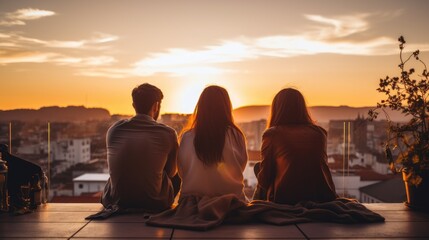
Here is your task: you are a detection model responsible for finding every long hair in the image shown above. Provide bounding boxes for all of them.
[268,88,314,127]
[187,85,242,166]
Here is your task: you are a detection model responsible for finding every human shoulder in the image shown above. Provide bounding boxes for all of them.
[311,124,327,136]
[108,119,130,132]
[227,126,244,137]
[301,124,328,139]
[180,129,194,141]
[106,119,130,140]
[226,126,246,145]
[156,122,177,134]
[153,122,178,143]
[262,127,277,138]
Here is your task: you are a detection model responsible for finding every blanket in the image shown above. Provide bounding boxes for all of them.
[146,194,385,231]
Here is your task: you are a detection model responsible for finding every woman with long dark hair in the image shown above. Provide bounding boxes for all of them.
[256,88,337,204]
[178,86,248,201]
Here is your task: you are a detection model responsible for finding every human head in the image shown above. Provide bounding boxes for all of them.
[192,85,234,128]
[268,88,314,127]
[190,85,241,165]
[132,83,163,120]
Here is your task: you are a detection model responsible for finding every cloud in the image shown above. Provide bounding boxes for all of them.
[76,68,134,79]
[304,14,370,39]
[0,8,120,76]
[91,32,119,43]
[0,49,117,68]
[0,51,58,64]
[49,40,86,48]
[0,8,55,26]
[7,8,56,20]
[2,11,427,79]
[0,42,20,48]
[0,32,119,49]
[129,36,398,77]
[254,36,398,56]
[0,20,25,26]
[55,56,117,66]
[0,33,12,38]
[128,12,429,78]
[137,41,256,67]
[132,41,255,76]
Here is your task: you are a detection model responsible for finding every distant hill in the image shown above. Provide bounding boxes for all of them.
[0,106,110,122]
[1,105,409,123]
[233,105,410,123]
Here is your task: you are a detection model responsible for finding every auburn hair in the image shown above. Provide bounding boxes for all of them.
[268,88,314,127]
[186,85,243,166]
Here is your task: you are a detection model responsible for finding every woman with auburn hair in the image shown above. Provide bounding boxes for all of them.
[256,88,337,204]
[178,85,248,201]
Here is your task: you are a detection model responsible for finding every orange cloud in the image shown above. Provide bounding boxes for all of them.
[0,8,55,26]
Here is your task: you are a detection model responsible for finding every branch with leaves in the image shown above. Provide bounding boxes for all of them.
[369,36,429,185]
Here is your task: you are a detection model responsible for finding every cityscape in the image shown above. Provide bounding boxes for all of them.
[0,106,405,203]
[1,1,428,238]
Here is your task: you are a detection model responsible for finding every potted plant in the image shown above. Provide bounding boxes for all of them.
[368,36,429,210]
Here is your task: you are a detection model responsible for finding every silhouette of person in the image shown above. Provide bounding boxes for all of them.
[178,86,248,201]
[254,88,337,204]
[101,83,180,212]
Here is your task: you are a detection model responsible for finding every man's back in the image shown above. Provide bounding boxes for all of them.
[102,114,178,211]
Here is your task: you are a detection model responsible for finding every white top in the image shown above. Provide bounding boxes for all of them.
[178,128,248,201]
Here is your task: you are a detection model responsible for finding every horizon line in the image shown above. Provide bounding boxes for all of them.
[0,104,378,115]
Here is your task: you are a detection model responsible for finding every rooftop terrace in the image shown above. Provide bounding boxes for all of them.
[1,203,429,239]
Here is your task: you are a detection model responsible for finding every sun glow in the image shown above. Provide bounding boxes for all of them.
[169,75,245,114]
[172,79,210,114]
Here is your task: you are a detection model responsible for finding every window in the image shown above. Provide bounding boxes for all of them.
[78,184,84,189]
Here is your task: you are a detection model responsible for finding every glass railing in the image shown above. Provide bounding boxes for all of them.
[0,115,404,204]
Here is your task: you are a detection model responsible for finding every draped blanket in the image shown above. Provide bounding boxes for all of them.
[146,194,385,231]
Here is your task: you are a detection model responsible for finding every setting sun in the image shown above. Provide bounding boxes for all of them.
[173,81,209,114]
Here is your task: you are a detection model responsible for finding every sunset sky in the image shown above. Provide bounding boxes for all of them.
[1,0,429,114]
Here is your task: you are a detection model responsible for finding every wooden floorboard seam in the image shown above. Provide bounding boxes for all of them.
[170,228,175,240]
[295,224,310,240]
[68,220,91,240]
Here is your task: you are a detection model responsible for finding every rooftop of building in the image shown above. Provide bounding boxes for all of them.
[1,203,429,239]
[73,173,110,182]
[360,177,407,203]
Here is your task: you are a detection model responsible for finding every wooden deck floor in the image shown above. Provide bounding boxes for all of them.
[1,203,429,239]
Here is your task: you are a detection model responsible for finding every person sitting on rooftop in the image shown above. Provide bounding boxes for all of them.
[101,83,180,212]
[178,86,248,201]
[255,88,337,204]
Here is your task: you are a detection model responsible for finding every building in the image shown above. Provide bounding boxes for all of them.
[160,113,190,133]
[17,143,43,155]
[359,177,406,203]
[328,153,395,202]
[243,150,262,187]
[52,138,91,168]
[73,173,109,196]
[332,169,392,201]
[327,117,388,155]
[238,119,267,150]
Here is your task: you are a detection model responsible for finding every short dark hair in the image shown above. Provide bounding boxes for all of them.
[132,83,163,114]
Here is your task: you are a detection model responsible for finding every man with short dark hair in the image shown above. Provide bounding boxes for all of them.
[101,83,180,212]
